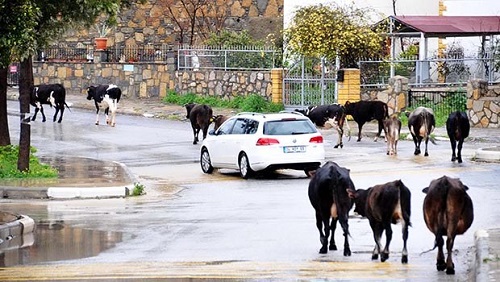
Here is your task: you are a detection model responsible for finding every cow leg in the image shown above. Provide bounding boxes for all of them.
[412,135,421,155]
[381,223,393,262]
[32,106,40,121]
[339,216,351,256]
[356,122,364,142]
[94,103,100,125]
[424,137,430,157]
[39,105,47,122]
[456,139,464,163]
[435,235,446,271]
[450,139,457,162]
[202,126,208,140]
[374,120,384,142]
[370,222,383,260]
[394,139,398,155]
[333,126,343,148]
[316,211,330,254]
[401,221,409,264]
[445,235,456,275]
[54,105,64,123]
[192,128,200,145]
[105,108,110,125]
[329,218,338,251]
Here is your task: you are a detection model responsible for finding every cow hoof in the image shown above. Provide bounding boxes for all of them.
[414,150,420,155]
[111,124,115,127]
[386,152,390,155]
[402,255,408,264]
[334,144,339,148]
[319,247,327,254]
[193,141,198,145]
[356,139,361,142]
[381,253,389,262]
[424,152,429,157]
[451,156,456,162]
[446,267,455,275]
[458,158,463,163]
[344,249,351,256]
[329,244,337,251]
[372,254,379,260]
[436,260,446,271]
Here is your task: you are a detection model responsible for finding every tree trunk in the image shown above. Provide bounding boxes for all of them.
[17,58,33,172]
[0,67,10,146]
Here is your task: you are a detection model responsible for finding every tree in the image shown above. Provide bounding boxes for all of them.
[284,3,384,68]
[2,0,143,171]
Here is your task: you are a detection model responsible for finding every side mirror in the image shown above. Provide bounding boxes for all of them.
[208,129,216,136]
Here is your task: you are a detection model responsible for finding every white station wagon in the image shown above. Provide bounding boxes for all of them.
[200,112,325,178]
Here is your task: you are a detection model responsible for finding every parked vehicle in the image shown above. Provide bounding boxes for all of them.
[200,112,325,179]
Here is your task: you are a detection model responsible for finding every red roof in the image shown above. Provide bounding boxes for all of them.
[392,16,500,37]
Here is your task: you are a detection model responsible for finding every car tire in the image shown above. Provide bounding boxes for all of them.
[200,147,214,174]
[239,152,254,179]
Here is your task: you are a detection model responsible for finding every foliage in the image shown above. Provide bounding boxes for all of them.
[0,145,58,178]
[436,43,470,83]
[130,182,145,196]
[285,3,384,67]
[162,91,284,113]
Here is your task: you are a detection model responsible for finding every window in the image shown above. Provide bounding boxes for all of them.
[230,118,259,135]
[264,119,317,135]
[217,119,236,135]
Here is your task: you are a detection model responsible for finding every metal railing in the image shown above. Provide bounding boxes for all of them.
[408,89,467,116]
[359,56,500,87]
[177,45,282,71]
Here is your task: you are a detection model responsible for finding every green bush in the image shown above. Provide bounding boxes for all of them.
[0,145,58,178]
[162,91,283,113]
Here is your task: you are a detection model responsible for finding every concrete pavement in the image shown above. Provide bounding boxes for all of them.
[3,86,500,280]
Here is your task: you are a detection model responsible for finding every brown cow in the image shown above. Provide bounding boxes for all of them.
[422,176,474,275]
[348,180,411,263]
[212,114,229,131]
[383,115,402,155]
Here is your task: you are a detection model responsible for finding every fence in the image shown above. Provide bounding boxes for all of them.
[177,45,282,71]
[407,89,467,117]
[7,63,19,86]
[359,56,500,87]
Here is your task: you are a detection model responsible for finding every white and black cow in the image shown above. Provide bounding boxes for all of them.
[422,176,473,275]
[408,107,436,156]
[348,180,411,263]
[295,104,351,148]
[446,111,470,163]
[86,84,122,127]
[308,161,355,256]
[30,83,70,123]
[344,100,389,142]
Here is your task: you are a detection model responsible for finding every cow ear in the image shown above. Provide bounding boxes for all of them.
[422,187,429,194]
[463,185,469,191]
[347,189,356,199]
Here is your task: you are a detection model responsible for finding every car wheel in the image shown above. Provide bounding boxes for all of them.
[200,147,214,174]
[239,152,254,179]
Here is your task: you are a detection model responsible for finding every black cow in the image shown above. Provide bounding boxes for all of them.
[408,107,436,156]
[86,84,122,127]
[383,115,402,155]
[344,100,389,142]
[348,180,411,263]
[30,84,70,123]
[185,103,213,145]
[422,176,474,275]
[308,161,355,255]
[446,111,470,163]
[295,104,350,148]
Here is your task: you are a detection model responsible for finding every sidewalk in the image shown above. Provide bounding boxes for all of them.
[3,87,500,280]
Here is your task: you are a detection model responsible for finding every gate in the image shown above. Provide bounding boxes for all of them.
[408,89,467,116]
[283,57,337,109]
[7,63,19,86]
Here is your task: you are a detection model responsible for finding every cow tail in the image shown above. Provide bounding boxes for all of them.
[64,102,72,112]
[344,115,351,141]
[383,103,389,119]
[399,182,412,227]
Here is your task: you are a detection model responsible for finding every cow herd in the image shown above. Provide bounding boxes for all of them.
[309,161,473,275]
[29,83,122,127]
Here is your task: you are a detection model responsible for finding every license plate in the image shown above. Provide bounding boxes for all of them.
[283,146,306,153]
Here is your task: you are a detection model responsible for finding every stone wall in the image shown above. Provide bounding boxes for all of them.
[361,76,407,115]
[467,80,500,128]
[176,70,272,100]
[60,0,283,47]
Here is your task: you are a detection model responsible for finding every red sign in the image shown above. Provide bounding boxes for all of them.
[9,65,17,73]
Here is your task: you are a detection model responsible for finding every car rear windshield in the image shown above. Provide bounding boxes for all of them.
[263,119,317,135]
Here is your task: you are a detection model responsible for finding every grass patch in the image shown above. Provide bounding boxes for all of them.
[0,145,58,178]
[129,182,146,196]
[162,90,284,113]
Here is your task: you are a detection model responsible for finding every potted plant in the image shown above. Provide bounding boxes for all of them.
[94,21,111,50]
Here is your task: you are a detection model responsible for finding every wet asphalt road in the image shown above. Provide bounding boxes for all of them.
[2,102,500,281]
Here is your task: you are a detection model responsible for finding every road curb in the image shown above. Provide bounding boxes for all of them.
[0,212,36,251]
[474,146,500,163]
[475,229,491,282]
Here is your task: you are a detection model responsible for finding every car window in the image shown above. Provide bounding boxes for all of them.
[217,119,236,135]
[263,119,317,135]
[230,118,259,135]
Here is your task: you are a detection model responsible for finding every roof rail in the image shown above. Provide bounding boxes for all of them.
[236,112,264,116]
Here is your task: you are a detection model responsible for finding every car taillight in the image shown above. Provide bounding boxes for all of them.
[309,136,323,143]
[256,138,280,146]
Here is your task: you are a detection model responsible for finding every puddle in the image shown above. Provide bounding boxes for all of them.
[0,221,127,267]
